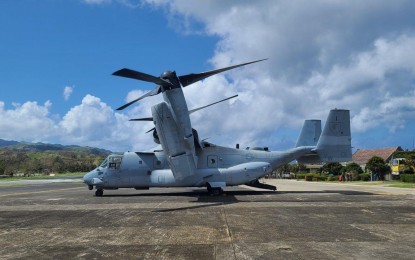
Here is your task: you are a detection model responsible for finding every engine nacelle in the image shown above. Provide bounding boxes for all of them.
[152,102,196,180]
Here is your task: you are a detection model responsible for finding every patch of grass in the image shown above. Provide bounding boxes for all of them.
[353,181,414,188]
[54,172,86,177]
[400,174,415,183]
[386,182,415,189]
[354,181,385,185]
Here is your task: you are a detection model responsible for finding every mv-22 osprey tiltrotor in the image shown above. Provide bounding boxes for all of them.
[83,59,352,196]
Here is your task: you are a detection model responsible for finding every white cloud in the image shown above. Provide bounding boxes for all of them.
[59,94,155,151]
[3,1,415,151]
[118,0,143,8]
[82,0,144,8]
[63,86,74,101]
[82,0,111,5]
[309,35,415,133]
[60,95,114,140]
[0,95,156,152]
[0,100,57,142]
[141,0,415,149]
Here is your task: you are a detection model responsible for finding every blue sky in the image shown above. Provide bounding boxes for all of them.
[1,0,415,152]
[0,0,216,114]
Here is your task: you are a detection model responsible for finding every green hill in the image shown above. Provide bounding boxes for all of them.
[0,139,19,147]
[0,139,111,155]
[0,139,112,176]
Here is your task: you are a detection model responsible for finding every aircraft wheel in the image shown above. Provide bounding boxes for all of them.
[206,184,212,193]
[95,189,103,197]
[88,185,93,190]
[212,188,223,196]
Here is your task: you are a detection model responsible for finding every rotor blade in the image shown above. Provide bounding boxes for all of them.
[129,117,153,121]
[116,86,161,111]
[188,94,238,114]
[112,68,171,86]
[145,127,156,133]
[178,59,267,87]
[131,94,238,120]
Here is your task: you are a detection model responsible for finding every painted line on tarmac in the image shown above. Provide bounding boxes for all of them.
[0,187,84,197]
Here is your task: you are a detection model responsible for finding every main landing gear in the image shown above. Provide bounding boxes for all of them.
[206,184,224,196]
[95,189,104,197]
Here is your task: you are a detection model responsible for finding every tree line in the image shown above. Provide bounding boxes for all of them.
[274,154,414,182]
[0,150,106,176]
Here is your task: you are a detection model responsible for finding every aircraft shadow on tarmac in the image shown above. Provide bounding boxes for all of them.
[276,190,374,195]
[101,189,373,198]
[101,189,374,212]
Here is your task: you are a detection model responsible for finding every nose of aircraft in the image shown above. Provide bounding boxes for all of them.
[83,171,94,185]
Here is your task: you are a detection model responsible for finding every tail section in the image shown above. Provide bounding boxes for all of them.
[296,109,352,164]
[295,120,321,147]
[316,109,352,162]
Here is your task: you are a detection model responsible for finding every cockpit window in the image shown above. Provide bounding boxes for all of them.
[108,155,123,170]
[100,158,108,168]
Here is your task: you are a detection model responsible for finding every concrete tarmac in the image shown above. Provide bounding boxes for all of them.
[0,179,414,259]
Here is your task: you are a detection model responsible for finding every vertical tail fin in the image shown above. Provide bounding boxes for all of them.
[316,109,352,162]
[295,120,321,147]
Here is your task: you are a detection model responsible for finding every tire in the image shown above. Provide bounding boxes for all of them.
[95,189,103,197]
[212,188,223,196]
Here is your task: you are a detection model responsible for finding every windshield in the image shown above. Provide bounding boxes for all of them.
[100,158,109,168]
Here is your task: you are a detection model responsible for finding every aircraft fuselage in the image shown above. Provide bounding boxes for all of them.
[83,143,314,190]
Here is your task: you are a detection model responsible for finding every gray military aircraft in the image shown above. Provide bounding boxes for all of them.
[83,60,352,196]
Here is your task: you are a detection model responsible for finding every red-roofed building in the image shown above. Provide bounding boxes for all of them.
[352,147,402,170]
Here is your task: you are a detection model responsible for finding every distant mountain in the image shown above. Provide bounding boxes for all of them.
[0,139,112,155]
[0,139,20,147]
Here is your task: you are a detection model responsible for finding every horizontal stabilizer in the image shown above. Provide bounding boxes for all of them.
[296,153,321,164]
